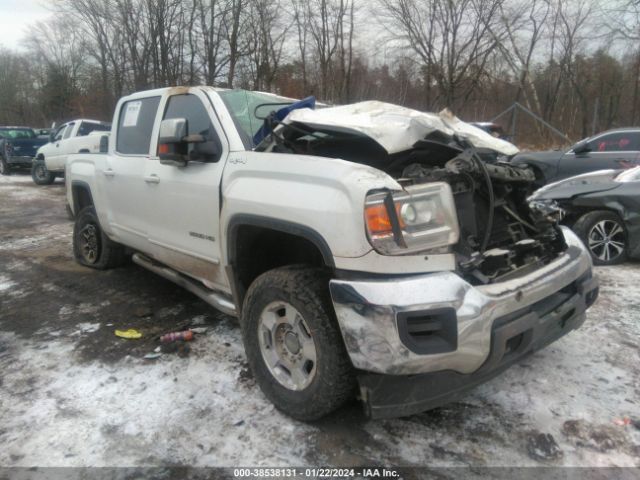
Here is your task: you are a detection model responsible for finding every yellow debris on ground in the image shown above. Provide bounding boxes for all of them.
[115,329,142,339]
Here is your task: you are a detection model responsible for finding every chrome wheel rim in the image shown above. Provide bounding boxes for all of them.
[258,301,317,391]
[35,164,47,180]
[79,223,99,263]
[588,220,625,262]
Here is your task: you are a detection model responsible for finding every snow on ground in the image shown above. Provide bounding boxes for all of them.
[0,173,639,468]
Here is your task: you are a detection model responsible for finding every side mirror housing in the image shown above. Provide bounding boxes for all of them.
[159,118,188,166]
[99,135,109,153]
[573,140,591,154]
[158,118,219,166]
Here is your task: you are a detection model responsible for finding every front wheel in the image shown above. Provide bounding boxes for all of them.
[241,266,355,421]
[0,155,10,175]
[573,210,627,265]
[73,206,127,269]
[31,160,55,185]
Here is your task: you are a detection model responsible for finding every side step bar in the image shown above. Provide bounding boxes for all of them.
[132,253,237,317]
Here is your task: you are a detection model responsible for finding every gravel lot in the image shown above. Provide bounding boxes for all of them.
[1,173,639,469]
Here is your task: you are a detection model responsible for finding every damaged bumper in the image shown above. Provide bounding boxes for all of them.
[329,227,599,418]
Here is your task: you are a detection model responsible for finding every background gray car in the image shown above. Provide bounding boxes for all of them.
[512,128,640,185]
[530,167,640,265]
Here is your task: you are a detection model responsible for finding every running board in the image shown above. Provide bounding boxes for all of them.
[132,253,237,317]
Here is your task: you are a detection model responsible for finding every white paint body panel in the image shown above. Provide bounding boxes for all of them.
[39,120,109,172]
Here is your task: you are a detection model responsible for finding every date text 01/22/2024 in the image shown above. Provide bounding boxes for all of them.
[233,468,401,478]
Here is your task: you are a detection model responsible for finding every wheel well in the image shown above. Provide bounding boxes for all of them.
[229,223,331,307]
[71,183,94,212]
[563,207,623,228]
[36,154,44,160]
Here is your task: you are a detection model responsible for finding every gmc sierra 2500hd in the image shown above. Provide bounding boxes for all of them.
[66,87,599,420]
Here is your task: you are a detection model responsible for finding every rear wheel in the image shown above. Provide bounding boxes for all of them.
[73,206,127,269]
[573,210,627,265]
[0,156,9,175]
[241,266,355,421]
[31,160,55,185]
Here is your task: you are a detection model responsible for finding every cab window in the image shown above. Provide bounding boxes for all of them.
[54,125,67,142]
[588,132,640,152]
[117,96,161,155]
[78,122,110,136]
[63,123,75,139]
[161,94,221,162]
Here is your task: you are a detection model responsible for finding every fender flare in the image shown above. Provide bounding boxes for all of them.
[226,214,335,268]
[70,180,94,213]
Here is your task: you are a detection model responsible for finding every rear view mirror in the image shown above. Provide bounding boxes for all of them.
[99,135,109,153]
[573,140,591,154]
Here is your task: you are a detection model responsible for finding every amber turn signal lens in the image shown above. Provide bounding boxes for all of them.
[365,203,392,236]
[365,202,404,237]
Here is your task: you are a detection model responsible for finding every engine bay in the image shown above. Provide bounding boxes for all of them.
[263,121,567,285]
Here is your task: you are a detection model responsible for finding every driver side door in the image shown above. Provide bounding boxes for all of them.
[45,124,68,169]
[144,90,230,292]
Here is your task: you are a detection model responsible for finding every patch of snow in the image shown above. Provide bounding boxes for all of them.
[77,323,101,334]
[0,274,17,292]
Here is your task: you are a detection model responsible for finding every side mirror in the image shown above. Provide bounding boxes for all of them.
[573,140,591,154]
[99,135,109,153]
[158,118,218,165]
[159,118,189,166]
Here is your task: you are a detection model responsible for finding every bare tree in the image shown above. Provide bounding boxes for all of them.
[377,0,504,109]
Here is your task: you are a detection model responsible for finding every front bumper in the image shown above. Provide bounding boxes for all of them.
[7,155,35,166]
[329,227,599,417]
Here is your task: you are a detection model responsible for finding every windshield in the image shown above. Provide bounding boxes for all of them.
[218,90,297,149]
[0,128,36,139]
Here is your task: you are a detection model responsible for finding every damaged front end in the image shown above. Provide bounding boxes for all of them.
[262,101,569,284]
[390,139,568,284]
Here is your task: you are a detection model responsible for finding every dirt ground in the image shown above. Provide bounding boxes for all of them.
[1,173,639,469]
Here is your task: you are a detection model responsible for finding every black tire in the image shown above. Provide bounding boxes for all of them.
[241,265,355,421]
[0,155,10,176]
[573,210,627,265]
[73,205,127,269]
[31,160,55,185]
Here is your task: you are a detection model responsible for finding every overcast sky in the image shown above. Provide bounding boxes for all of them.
[0,0,51,50]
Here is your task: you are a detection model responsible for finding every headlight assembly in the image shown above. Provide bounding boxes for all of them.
[364,182,460,255]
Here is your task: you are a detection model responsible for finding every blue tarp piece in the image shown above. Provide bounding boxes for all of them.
[252,96,316,146]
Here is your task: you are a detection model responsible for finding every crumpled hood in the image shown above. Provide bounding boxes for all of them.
[282,100,520,156]
[530,169,622,200]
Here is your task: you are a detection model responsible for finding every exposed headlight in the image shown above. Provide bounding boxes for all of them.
[364,182,459,255]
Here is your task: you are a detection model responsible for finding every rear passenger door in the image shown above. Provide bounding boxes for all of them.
[144,90,229,291]
[101,95,161,253]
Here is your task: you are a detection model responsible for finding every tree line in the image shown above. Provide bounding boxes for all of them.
[0,0,639,146]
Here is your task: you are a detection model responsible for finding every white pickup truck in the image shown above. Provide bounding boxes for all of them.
[66,86,598,420]
[31,119,110,185]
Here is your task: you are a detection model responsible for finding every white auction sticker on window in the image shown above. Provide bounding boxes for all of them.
[122,101,142,127]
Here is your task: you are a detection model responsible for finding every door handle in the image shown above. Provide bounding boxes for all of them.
[103,168,115,177]
[144,174,160,184]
